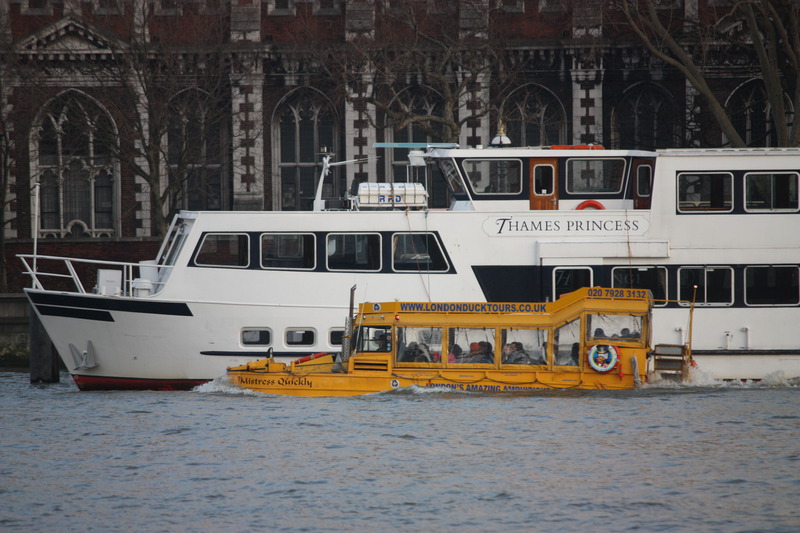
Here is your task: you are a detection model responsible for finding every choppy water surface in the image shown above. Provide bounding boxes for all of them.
[1,371,799,533]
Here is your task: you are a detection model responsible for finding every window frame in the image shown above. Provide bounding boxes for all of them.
[241,328,272,347]
[326,232,382,272]
[462,158,523,195]
[677,172,734,213]
[565,158,627,195]
[743,172,800,213]
[391,232,449,272]
[285,328,316,346]
[261,232,316,270]
[744,265,800,306]
[193,233,251,268]
[678,266,734,307]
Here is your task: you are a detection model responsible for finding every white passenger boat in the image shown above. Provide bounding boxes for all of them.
[20,144,800,389]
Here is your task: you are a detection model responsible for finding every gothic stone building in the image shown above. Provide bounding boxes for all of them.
[0,0,776,291]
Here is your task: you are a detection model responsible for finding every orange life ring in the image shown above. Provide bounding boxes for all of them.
[575,200,605,210]
[587,345,619,372]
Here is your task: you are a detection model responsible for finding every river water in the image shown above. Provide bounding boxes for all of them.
[1,371,799,533]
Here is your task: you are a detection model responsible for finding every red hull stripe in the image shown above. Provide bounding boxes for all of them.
[72,374,210,391]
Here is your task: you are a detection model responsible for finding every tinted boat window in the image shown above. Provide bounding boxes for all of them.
[554,267,592,299]
[677,173,733,212]
[392,233,449,271]
[262,233,315,270]
[679,267,733,306]
[327,233,381,271]
[194,234,249,267]
[286,329,315,346]
[745,266,800,305]
[241,329,271,346]
[566,158,625,194]
[612,266,667,306]
[463,159,522,194]
[744,173,799,212]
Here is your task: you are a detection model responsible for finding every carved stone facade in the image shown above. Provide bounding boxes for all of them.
[0,0,775,255]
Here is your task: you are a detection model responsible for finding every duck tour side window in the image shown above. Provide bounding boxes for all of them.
[396,326,443,363]
[744,172,799,212]
[745,266,800,306]
[194,233,250,267]
[447,327,495,364]
[392,233,449,272]
[463,159,522,194]
[501,328,548,365]
[587,314,643,343]
[678,266,734,306]
[566,158,626,194]
[261,233,315,270]
[356,325,392,352]
[326,233,381,271]
[553,318,580,366]
[677,172,733,212]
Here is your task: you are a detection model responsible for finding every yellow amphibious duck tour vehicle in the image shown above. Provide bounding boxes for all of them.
[228,287,686,396]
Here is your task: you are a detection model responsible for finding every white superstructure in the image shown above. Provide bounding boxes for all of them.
[20,145,800,389]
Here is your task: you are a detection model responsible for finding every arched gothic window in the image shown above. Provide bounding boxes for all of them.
[382,87,451,208]
[502,85,567,147]
[726,80,793,147]
[613,83,680,150]
[168,90,229,211]
[275,89,337,210]
[34,91,117,238]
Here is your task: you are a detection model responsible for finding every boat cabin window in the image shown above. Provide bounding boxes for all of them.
[436,159,465,194]
[397,326,442,363]
[356,326,393,352]
[554,267,593,299]
[553,319,580,366]
[744,172,799,212]
[392,233,449,272]
[463,159,522,194]
[637,165,653,197]
[448,327,495,364]
[501,328,548,365]
[612,266,667,306]
[194,233,249,267]
[677,172,733,212]
[327,233,381,271]
[587,314,643,343]
[566,158,625,194]
[329,329,344,346]
[744,266,800,306]
[286,328,316,346]
[533,165,554,195]
[241,328,271,346]
[678,266,733,306]
[261,233,315,270]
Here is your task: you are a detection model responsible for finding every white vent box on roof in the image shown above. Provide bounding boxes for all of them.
[357,182,428,208]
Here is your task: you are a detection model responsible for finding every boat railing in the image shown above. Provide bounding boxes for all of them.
[17,254,173,297]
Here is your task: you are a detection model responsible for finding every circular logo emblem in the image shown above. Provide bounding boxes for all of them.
[390,379,400,388]
[372,303,382,312]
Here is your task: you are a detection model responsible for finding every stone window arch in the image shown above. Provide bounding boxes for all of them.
[32,90,118,238]
[273,88,338,211]
[612,82,681,150]
[167,89,230,211]
[501,84,567,146]
[726,79,793,147]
